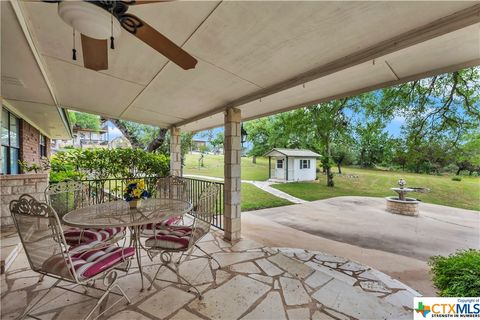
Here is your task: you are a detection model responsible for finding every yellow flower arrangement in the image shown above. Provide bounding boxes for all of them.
[123,179,150,202]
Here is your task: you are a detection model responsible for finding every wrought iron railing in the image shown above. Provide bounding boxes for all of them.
[49,176,224,230]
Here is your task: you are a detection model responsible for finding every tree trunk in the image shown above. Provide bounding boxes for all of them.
[456,168,461,175]
[252,155,257,164]
[324,136,334,187]
[109,119,143,149]
[110,119,168,152]
[337,163,342,174]
[326,167,334,187]
[146,128,168,152]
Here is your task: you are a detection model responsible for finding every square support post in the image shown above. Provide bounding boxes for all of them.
[0,99,3,174]
[224,108,241,242]
[170,126,182,177]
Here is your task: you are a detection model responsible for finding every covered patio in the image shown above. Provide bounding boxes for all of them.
[1,0,479,318]
[2,229,420,320]
[2,0,479,240]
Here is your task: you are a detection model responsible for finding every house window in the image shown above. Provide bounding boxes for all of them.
[1,108,20,175]
[276,159,283,169]
[39,134,47,158]
[300,159,310,169]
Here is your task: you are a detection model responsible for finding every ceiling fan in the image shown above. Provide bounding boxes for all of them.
[43,0,197,71]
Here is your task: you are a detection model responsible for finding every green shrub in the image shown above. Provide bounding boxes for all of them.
[49,170,84,183]
[429,249,480,297]
[49,148,169,182]
[451,176,462,181]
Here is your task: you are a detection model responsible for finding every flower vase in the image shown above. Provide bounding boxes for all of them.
[129,199,141,209]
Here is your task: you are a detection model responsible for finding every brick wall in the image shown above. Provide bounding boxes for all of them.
[19,120,50,167]
[0,173,49,226]
[0,120,52,226]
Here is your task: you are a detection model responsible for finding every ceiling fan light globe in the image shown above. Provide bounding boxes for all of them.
[58,1,121,40]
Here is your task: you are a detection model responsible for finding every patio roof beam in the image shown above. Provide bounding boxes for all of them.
[174,4,480,128]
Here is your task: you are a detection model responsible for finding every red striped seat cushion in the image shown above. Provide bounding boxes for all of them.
[43,243,134,280]
[63,227,125,245]
[141,216,182,236]
[143,216,182,230]
[145,226,206,250]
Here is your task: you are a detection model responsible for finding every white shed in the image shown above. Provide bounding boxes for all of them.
[264,148,321,182]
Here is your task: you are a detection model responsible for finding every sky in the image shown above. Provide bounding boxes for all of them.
[386,116,405,137]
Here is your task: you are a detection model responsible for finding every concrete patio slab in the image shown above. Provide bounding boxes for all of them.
[243,196,479,295]
[247,196,479,260]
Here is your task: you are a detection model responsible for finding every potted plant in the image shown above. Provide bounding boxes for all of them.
[123,179,150,209]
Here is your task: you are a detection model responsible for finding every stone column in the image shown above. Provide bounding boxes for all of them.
[170,126,182,177]
[0,99,3,175]
[224,108,241,241]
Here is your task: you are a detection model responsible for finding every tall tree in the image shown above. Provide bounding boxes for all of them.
[381,68,480,146]
[454,131,480,175]
[210,132,224,154]
[331,140,355,174]
[108,119,168,152]
[245,118,275,163]
[108,119,143,149]
[354,119,391,168]
[69,111,101,131]
[298,99,350,186]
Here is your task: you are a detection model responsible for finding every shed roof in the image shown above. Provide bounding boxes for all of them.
[265,148,321,157]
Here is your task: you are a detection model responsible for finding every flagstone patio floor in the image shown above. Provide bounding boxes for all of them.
[1,230,421,320]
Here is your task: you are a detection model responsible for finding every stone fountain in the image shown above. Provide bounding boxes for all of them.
[386,179,421,216]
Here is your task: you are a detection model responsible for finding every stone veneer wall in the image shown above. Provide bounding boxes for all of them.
[0,173,49,226]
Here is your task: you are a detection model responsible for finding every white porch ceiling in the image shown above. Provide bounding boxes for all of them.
[2,1,479,133]
[1,0,70,139]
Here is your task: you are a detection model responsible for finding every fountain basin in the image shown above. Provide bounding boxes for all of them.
[385,196,419,216]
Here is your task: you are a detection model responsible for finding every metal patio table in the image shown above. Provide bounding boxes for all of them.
[62,198,192,290]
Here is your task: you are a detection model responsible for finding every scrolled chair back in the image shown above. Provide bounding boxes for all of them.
[10,194,79,282]
[45,181,88,217]
[156,176,187,201]
[190,184,221,243]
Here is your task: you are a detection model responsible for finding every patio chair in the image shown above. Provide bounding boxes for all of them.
[144,184,221,298]
[45,181,126,246]
[10,194,134,320]
[141,176,188,236]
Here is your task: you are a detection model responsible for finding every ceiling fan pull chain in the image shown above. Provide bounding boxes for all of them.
[72,28,77,61]
[110,8,115,50]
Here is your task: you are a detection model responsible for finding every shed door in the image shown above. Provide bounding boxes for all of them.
[275,158,285,180]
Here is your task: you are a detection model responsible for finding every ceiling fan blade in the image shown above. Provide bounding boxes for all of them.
[126,1,171,4]
[81,34,108,71]
[125,15,197,70]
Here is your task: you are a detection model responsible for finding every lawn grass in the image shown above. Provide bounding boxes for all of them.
[272,167,480,211]
[182,173,292,211]
[184,154,479,210]
[241,183,292,211]
[184,154,269,181]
